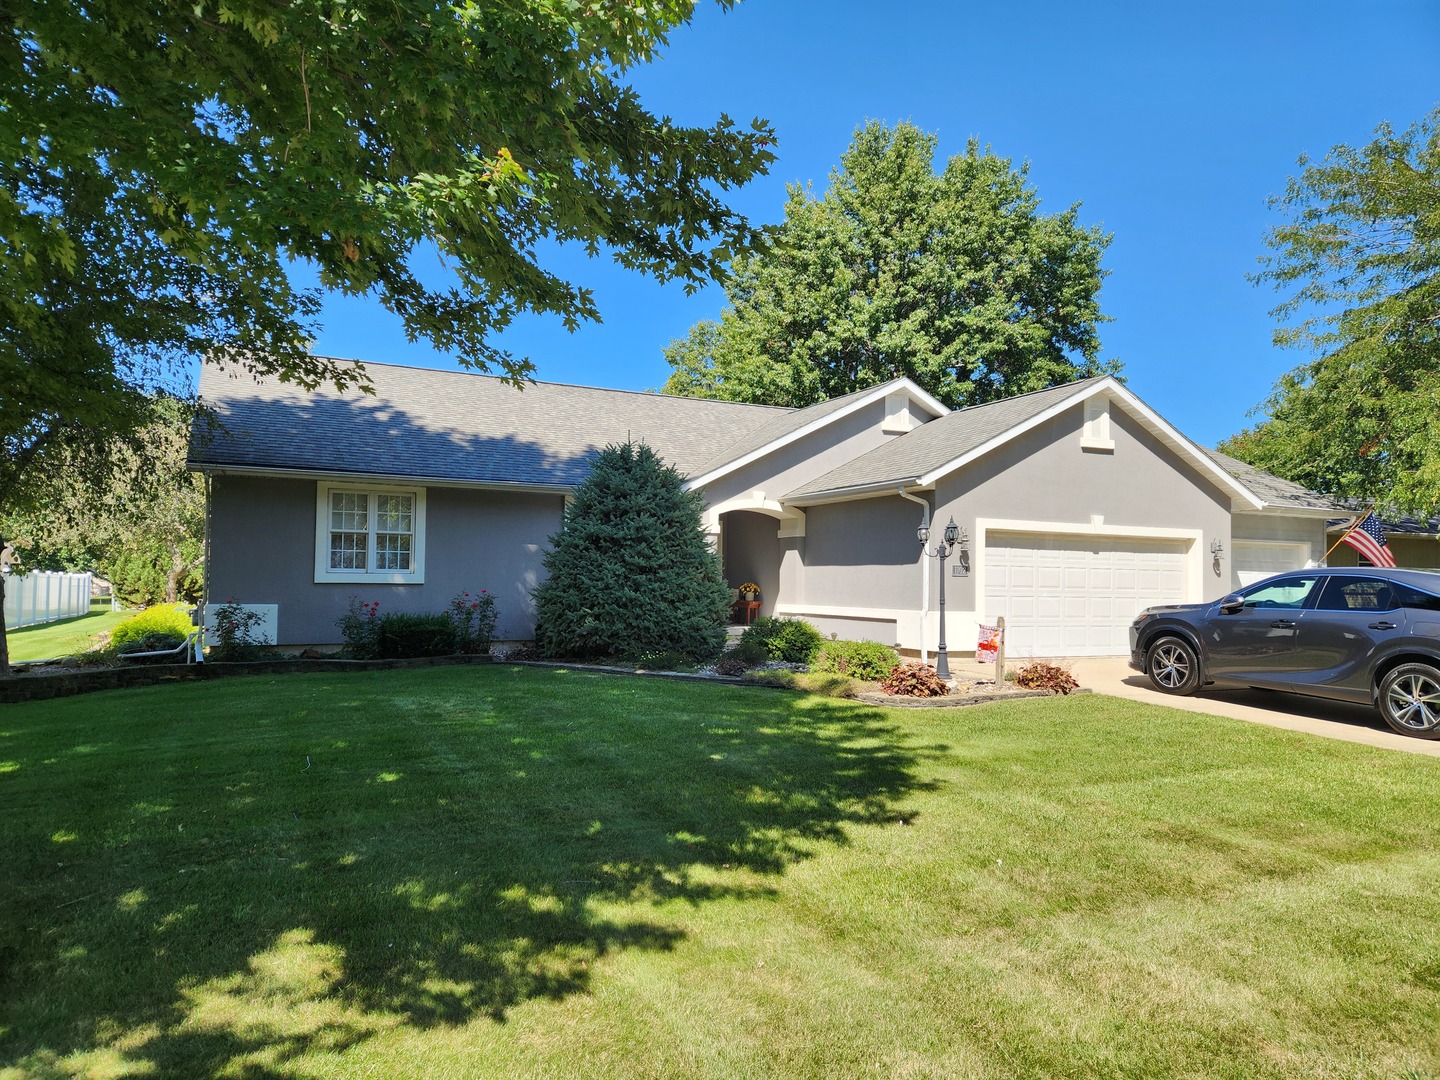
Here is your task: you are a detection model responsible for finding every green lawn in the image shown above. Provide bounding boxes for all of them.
[2,667,1438,1078]
[6,600,131,663]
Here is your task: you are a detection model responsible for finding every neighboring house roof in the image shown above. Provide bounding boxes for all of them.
[783,376,1267,511]
[1204,449,1343,514]
[684,376,948,490]
[190,359,788,489]
[1326,499,1440,537]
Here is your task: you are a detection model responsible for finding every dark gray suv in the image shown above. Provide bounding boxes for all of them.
[1129,567,1440,739]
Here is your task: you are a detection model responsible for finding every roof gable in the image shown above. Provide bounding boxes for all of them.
[784,377,1265,510]
[683,377,948,491]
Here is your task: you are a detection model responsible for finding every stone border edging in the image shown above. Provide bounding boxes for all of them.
[0,654,494,705]
[855,687,1090,708]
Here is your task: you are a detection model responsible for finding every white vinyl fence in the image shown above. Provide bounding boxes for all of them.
[2,570,94,629]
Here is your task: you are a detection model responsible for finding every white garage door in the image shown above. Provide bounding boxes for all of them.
[1231,540,1310,590]
[984,533,1188,658]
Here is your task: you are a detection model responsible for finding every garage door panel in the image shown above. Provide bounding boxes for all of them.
[985,532,1189,657]
[1232,541,1310,590]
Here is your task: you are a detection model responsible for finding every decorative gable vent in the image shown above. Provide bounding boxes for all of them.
[1082,395,1115,451]
[882,390,918,434]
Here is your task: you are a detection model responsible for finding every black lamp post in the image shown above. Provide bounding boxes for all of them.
[917,516,962,681]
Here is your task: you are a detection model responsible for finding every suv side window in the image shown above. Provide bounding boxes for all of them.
[1238,575,1322,610]
[1315,577,1396,612]
[1394,582,1440,611]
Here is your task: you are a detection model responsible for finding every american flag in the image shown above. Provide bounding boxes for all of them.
[1342,511,1396,568]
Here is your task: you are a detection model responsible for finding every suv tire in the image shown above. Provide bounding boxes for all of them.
[1378,663,1440,739]
[1145,636,1201,695]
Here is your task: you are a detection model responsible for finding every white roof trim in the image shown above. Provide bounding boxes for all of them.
[683,378,948,492]
[914,377,1266,511]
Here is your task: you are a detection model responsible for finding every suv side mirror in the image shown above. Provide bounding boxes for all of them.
[1218,594,1245,615]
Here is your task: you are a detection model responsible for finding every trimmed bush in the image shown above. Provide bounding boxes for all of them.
[879,661,949,698]
[740,616,825,665]
[109,605,193,648]
[532,442,730,662]
[714,639,769,675]
[815,639,900,681]
[377,613,457,659]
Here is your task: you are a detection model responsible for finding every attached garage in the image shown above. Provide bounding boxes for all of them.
[982,531,1191,658]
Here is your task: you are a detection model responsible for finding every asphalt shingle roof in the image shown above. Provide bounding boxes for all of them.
[784,379,1107,499]
[1203,449,1342,512]
[190,358,788,487]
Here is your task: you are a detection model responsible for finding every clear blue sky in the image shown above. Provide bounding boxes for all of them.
[305,0,1439,450]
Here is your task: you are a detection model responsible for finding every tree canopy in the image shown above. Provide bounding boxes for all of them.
[661,120,1117,409]
[0,0,774,673]
[1219,107,1440,513]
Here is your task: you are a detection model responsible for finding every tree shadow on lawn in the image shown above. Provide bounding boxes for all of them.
[0,667,935,1076]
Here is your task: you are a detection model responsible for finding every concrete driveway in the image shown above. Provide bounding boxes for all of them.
[1068,656,1440,757]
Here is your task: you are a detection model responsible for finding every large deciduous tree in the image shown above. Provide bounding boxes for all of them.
[0,0,775,673]
[3,398,206,609]
[662,121,1117,409]
[1219,108,1440,513]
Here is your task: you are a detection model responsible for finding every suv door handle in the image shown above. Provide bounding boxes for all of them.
[1368,621,1398,631]
[1270,619,1296,629]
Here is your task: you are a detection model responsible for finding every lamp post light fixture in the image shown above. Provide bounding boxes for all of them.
[917,515,966,681]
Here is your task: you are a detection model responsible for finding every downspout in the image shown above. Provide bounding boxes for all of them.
[897,486,931,665]
[198,470,213,663]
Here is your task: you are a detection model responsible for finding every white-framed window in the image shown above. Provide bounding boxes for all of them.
[314,483,426,584]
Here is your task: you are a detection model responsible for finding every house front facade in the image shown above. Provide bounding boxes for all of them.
[190,359,1337,658]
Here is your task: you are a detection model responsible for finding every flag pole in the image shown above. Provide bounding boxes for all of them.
[1319,505,1376,564]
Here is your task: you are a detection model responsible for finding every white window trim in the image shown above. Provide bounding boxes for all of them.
[314,482,427,584]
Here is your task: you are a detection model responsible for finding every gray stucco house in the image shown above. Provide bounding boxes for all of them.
[189,359,1337,658]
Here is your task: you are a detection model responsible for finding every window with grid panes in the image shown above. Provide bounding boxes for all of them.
[314,484,425,583]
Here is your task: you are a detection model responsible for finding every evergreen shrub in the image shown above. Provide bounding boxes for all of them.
[532,442,730,661]
[740,616,824,664]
